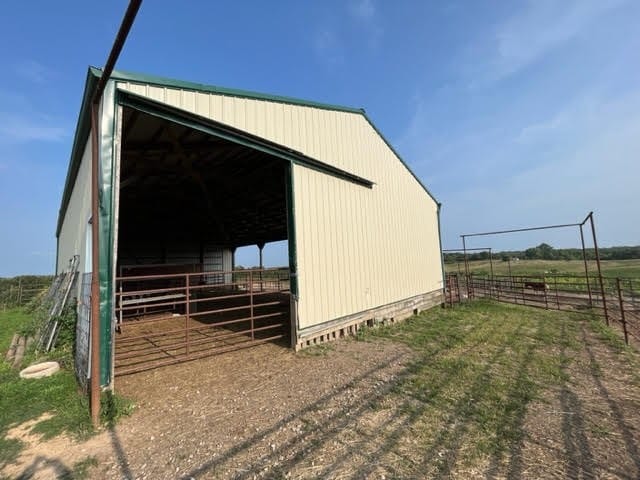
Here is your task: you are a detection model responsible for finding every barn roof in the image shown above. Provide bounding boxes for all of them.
[57,67,438,237]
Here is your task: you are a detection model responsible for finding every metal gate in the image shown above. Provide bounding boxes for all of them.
[114,267,290,375]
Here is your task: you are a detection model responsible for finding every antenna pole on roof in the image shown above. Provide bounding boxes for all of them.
[90,0,142,428]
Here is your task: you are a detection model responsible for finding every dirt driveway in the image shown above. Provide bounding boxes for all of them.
[4,339,414,480]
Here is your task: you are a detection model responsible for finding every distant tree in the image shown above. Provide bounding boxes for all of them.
[524,247,540,260]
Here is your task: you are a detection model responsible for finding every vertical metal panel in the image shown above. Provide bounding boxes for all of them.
[116,83,371,179]
[223,248,233,284]
[115,82,442,329]
[57,138,92,284]
[293,164,441,329]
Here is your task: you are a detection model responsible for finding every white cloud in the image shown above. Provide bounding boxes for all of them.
[393,0,638,249]
[349,0,375,21]
[15,60,54,84]
[491,0,627,80]
[0,113,67,142]
[313,27,345,68]
[348,0,382,47]
[436,89,640,248]
[514,93,601,145]
[312,0,383,66]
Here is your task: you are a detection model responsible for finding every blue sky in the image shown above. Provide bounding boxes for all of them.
[1,0,638,276]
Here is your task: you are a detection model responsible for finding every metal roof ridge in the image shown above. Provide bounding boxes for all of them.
[89,66,365,115]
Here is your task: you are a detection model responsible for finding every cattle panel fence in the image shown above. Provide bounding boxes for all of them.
[446,273,640,346]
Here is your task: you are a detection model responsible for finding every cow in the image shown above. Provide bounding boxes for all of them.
[523,280,548,291]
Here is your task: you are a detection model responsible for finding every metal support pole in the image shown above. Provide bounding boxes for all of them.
[89,102,101,427]
[579,224,593,306]
[258,243,264,292]
[589,213,609,325]
[89,0,143,428]
[249,270,254,339]
[185,274,190,357]
[489,249,495,299]
[616,278,629,345]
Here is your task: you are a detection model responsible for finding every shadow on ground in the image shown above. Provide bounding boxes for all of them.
[12,304,640,479]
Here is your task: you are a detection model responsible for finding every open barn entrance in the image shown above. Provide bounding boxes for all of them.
[113,107,291,375]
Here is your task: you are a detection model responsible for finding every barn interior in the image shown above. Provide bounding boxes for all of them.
[114,106,292,375]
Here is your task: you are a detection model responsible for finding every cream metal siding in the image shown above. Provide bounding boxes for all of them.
[57,137,92,281]
[293,164,441,329]
[116,82,371,179]
[116,81,442,329]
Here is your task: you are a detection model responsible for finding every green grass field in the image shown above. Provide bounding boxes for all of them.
[360,300,639,477]
[445,258,640,278]
[362,301,577,470]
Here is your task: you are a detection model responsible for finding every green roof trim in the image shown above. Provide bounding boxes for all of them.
[56,69,98,237]
[90,67,365,115]
[359,112,439,205]
[57,66,439,238]
[100,67,439,204]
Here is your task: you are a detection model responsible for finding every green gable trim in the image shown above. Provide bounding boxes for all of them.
[91,67,365,115]
[56,69,99,237]
[360,112,439,206]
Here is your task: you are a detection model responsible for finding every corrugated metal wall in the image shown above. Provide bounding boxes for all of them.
[116,82,442,330]
[293,165,441,329]
[57,138,91,280]
[117,82,372,179]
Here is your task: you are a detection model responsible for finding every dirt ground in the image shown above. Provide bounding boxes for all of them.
[3,323,640,480]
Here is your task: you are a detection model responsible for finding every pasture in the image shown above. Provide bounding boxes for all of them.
[445,258,640,278]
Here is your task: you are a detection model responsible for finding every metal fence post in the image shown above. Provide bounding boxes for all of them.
[589,213,610,325]
[249,270,255,339]
[616,278,629,345]
[579,224,593,306]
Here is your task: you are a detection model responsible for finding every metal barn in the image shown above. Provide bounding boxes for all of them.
[56,67,444,387]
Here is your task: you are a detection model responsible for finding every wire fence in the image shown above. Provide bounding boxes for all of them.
[446,273,640,346]
[0,277,53,311]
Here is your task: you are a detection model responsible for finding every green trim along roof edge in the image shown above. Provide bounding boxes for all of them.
[98,67,366,115]
[56,66,439,237]
[56,69,98,237]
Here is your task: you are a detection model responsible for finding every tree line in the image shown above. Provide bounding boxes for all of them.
[444,244,640,263]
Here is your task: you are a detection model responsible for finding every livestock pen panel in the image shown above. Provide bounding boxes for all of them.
[114,268,291,375]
